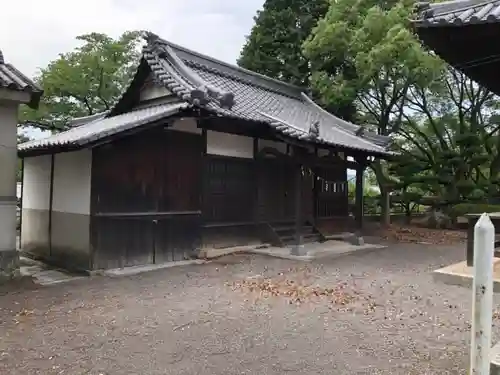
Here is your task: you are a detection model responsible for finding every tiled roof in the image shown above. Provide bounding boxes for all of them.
[0,49,43,109]
[18,101,189,153]
[19,33,390,156]
[414,0,500,26]
[67,111,109,128]
[138,33,390,155]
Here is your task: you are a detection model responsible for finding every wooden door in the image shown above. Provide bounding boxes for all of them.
[315,165,348,218]
[154,130,203,263]
[257,158,295,222]
[203,155,254,224]
[91,128,203,268]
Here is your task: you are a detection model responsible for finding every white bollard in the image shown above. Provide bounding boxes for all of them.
[470,213,495,375]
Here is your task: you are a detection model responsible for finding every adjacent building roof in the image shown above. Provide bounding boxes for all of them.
[414,0,500,26]
[19,102,189,152]
[68,111,109,128]
[0,49,43,109]
[413,0,500,95]
[19,32,391,156]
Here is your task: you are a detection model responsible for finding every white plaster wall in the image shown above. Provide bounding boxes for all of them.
[258,139,287,154]
[22,155,52,210]
[207,130,253,159]
[139,75,172,101]
[52,150,92,215]
[140,85,172,102]
[0,103,19,252]
[169,118,202,135]
[0,104,18,198]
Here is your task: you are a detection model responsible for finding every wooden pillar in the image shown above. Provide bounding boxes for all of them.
[353,157,368,246]
[253,138,259,224]
[48,153,55,256]
[312,146,318,222]
[199,125,208,255]
[18,158,24,251]
[200,127,207,221]
[355,164,365,231]
[291,147,303,256]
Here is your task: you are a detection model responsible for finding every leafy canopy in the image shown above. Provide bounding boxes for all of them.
[238,0,328,87]
[21,31,141,130]
[303,0,443,133]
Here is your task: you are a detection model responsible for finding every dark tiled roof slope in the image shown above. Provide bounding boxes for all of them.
[0,49,42,109]
[19,102,189,152]
[141,33,390,155]
[414,0,500,26]
[19,32,391,155]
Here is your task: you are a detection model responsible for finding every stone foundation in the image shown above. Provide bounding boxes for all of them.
[0,249,20,281]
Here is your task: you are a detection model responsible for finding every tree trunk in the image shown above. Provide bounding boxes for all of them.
[404,204,412,225]
[371,161,391,228]
[379,188,391,227]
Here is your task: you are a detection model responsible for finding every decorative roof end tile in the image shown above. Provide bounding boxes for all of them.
[148,37,236,110]
[309,120,320,139]
[218,92,235,110]
[190,86,210,106]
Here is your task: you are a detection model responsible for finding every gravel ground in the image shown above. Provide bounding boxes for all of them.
[0,243,495,374]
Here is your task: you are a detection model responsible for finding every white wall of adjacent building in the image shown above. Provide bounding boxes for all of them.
[207,130,254,159]
[22,155,52,211]
[0,103,22,254]
[52,150,92,215]
[22,150,92,215]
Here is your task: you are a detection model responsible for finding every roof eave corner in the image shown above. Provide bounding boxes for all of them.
[142,31,236,110]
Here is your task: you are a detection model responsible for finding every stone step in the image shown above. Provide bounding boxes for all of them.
[274,225,314,236]
[491,341,500,374]
[280,233,322,245]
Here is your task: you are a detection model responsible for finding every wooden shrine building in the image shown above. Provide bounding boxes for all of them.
[18,32,391,271]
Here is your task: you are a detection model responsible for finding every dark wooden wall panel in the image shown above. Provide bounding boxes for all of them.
[204,156,254,224]
[92,217,154,269]
[90,127,203,269]
[154,215,201,263]
[315,164,348,218]
[257,159,296,222]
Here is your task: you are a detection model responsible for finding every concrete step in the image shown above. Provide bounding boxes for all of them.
[280,233,322,245]
[275,226,314,236]
[491,341,500,374]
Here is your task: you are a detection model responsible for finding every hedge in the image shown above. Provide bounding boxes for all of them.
[452,203,500,217]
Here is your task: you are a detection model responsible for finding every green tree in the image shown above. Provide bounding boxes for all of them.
[303,0,443,225]
[239,0,328,87]
[238,0,356,120]
[391,67,499,207]
[21,31,141,130]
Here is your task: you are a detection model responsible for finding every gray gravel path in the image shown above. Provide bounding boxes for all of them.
[0,243,494,374]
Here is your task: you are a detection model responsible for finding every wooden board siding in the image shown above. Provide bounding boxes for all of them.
[315,164,348,218]
[257,159,296,222]
[203,155,254,224]
[90,128,202,269]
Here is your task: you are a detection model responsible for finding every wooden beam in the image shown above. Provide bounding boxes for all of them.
[48,154,55,256]
[18,158,24,251]
[291,147,304,256]
[273,132,388,159]
[354,156,369,232]
[201,126,207,226]
[253,137,259,224]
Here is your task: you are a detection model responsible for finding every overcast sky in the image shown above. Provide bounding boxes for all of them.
[2,0,264,78]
